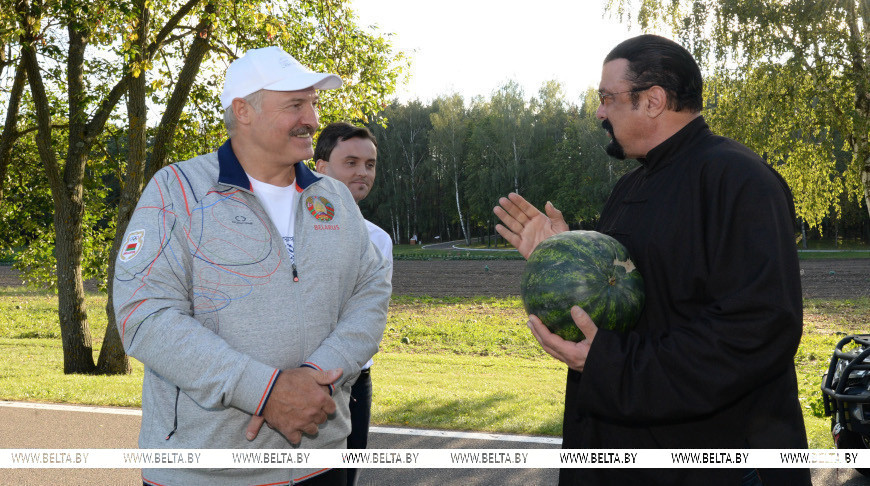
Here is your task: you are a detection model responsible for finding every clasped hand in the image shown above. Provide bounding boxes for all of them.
[245,367,342,444]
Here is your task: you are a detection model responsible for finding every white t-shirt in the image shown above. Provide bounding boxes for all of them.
[248,176,296,264]
[250,181,390,372]
[364,219,393,371]
[366,220,393,282]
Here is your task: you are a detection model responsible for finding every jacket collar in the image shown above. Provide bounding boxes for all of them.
[217,139,322,192]
[638,116,709,171]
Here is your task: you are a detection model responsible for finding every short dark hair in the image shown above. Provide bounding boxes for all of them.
[314,122,378,162]
[604,34,703,113]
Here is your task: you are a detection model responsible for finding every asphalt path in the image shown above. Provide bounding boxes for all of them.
[0,401,558,486]
[420,239,517,252]
[3,401,870,486]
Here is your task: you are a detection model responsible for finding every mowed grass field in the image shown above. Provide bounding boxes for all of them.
[0,287,867,447]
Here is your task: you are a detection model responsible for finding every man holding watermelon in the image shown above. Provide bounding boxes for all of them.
[494,35,809,486]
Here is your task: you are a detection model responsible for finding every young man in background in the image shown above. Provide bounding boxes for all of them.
[315,122,393,486]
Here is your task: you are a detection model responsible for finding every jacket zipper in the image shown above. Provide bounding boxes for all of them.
[165,387,180,440]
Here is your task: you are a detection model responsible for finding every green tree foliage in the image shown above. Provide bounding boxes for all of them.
[364,100,432,242]
[0,0,405,374]
[525,81,571,207]
[608,0,870,228]
[363,85,630,247]
[463,83,534,246]
[704,66,854,230]
[550,89,636,227]
[476,81,533,196]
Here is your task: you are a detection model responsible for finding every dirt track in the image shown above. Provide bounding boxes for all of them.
[391,258,870,300]
[1,258,868,300]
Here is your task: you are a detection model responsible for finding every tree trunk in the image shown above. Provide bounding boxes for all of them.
[512,138,520,193]
[19,12,94,374]
[859,86,870,220]
[99,1,215,374]
[848,0,870,222]
[0,42,6,80]
[18,0,206,375]
[465,220,471,246]
[144,3,214,181]
[98,289,130,373]
[0,58,27,204]
[409,163,419,240]
[54,198,96,373]
[453,157,469,244]
[57,26,96,374]
[861,144,870,221]
[801,220,808,249]
[96,115,144,370]
[96,1,149,375]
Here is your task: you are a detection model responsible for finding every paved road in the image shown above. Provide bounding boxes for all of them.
[420,239,518,252]
[0,401,558,486]
[2,401,868,486]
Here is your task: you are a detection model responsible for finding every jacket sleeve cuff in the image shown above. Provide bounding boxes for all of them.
[301,362,334,396]
[255,369,281,416]
[232,362,281,415]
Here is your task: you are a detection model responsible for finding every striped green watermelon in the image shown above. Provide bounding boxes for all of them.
[521,230,644,342]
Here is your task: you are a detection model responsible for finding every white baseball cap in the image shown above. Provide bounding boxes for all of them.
[220,46,342,110]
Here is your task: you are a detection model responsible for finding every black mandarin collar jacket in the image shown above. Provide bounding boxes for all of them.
[559,117,809,486]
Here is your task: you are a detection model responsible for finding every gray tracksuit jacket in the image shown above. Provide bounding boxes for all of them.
[113,140,391,485]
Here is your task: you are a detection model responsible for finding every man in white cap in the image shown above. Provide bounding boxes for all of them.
[113,46,391,486]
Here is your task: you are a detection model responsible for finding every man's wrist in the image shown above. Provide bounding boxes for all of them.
[301,362,334,395]
[256,369,282,416]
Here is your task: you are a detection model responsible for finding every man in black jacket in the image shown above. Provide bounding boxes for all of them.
[494,35,809,486]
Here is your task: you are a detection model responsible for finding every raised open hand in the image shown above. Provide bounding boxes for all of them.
[493,193,569,259]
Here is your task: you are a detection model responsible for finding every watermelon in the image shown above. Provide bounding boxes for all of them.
[520,230,644,342]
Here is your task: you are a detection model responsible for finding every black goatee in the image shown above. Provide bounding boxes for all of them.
[602,119,626,160]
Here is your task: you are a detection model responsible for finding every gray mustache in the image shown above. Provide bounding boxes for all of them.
[290,127,315,137]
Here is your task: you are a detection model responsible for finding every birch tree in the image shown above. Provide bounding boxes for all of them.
[430,94,470,243]
[609,0,870,227]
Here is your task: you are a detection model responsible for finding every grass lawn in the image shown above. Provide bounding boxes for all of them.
[393,244,523,260]
[796,298,870,448]
[798,250,870,259]
[0,287,867,447]
[373,353,564,436]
